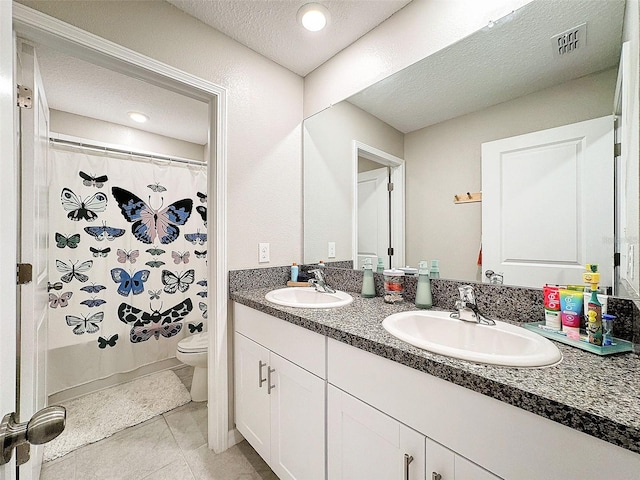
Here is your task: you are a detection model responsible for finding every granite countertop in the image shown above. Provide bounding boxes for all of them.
[230,287,640,455]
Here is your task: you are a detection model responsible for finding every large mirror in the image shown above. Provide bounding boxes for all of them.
[304,0,639,297]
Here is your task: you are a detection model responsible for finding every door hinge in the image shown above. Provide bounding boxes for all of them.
[614,143,621,157]
[17,263,33,285]
[614,252,621,267]
[16,84,33,109]
[387,247,394,256]
[387,182,394,192]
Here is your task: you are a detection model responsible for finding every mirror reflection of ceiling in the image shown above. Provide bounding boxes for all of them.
[34,44,209,145]
[348,0,625,133]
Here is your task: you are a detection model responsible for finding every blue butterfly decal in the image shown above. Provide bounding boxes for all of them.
[98,334,118,348]
[80,298,107,308]
[197,291,207,298]
[184,232,207,245]
[197,279,207,287]
[84,224,126,241]
[80,284,106,294]
[110,268,150,296]
[111,187,193,244]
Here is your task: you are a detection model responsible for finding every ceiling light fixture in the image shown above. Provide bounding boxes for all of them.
[128,111,149,123]
[297,3,329,32]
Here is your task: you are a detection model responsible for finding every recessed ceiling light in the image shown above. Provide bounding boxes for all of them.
[297,3,329,32]
[128,111,149,123]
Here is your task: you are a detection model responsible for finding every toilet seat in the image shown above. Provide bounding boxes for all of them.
[177,332,208,354]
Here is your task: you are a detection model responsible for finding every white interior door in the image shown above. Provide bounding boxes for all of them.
[357,167,389,270]
[16,39,50,480]
[482,116,614,288]
[0,2,18,479]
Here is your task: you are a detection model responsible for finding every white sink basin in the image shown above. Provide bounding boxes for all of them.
[382,310,561,367]
[265,287,353,309]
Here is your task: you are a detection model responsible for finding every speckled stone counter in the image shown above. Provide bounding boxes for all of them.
[230,286,640,455]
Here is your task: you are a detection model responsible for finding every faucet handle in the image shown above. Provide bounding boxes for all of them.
[458,285,476,304]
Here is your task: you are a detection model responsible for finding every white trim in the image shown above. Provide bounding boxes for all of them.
[12,4,230,453]
[228,428,244,448]
[352,141,405,269]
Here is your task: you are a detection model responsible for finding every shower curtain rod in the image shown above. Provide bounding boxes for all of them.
[49,137,206,167]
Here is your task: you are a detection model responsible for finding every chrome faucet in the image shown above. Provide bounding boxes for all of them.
[450,285,496,326]
[308,268,336,294]
[484,270,504,285]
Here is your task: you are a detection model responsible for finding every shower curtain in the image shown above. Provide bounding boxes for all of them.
[47,147,208,394]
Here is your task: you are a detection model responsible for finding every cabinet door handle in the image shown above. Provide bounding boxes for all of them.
[432,473,442,480]
[258,360,267,388]
[267,367,276,394]
[404,453,413,480]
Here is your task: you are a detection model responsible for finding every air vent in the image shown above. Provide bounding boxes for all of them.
[552,23,586,56]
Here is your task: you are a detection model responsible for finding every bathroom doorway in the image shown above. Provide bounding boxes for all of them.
[6,6,229,479]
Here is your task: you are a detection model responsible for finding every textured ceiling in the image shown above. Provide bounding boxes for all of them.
[348,0,625,133]
[36,44,209,145]
[166,0,413,76]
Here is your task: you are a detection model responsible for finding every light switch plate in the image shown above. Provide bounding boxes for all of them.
[328,242,336,258]
[259,243,270,263]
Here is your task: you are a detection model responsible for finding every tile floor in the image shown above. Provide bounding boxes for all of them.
[40,367,278,480]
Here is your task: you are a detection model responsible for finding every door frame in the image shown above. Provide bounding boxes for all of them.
[11,4,230,454]
[1,1,18,476]
[352,141,405,268]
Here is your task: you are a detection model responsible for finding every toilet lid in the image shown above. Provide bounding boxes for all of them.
[177,332,208,353]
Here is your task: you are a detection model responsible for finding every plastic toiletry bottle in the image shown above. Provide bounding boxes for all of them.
[602,314,615,346]
[429,259,440,279]
[583,264,603,346]
[376,258,384,273]
[291,262,298,282]
[415,261,433,309]
[361,258,375,298]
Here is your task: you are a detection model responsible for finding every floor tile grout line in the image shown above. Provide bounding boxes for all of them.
[162,408,199,480]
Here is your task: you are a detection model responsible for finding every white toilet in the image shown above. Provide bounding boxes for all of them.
[176,332,208,402]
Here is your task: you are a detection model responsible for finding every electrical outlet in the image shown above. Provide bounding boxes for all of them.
[328,242,336,258]
[258,243,270,263]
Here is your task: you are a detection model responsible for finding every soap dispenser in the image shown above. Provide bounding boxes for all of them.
[429,259,440,279]
[415,261,433,309]
[376,257,384,274]
[361,258,375,298]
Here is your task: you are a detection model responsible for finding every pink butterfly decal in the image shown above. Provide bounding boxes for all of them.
[49,292,73,308]
[172,251,190,264]
[116,249,140,264]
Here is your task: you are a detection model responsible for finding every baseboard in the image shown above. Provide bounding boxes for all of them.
[228,428,244,447]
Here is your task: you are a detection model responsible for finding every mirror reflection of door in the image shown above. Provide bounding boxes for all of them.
[357,164,389,270]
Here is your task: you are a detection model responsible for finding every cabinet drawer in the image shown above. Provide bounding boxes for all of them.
[234,302,325,378]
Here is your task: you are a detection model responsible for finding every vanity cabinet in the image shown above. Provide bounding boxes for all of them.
[328,385,425,480]
[234,304,325,480]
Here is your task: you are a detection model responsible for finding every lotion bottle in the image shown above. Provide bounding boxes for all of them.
[415,261,433,309]
[291,262,298,282]
[361,258,375,298]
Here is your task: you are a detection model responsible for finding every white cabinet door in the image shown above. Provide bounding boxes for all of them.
[426,438,455,480]
[426,438,501,480]
[455,456,501,480]
[328,385,425,480]
[269,352,325,480]
[234,332,270,461]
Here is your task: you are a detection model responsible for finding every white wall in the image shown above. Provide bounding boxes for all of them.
[404,68,618,282]
[303,0,533,118]
[50,109,205,161]
[20,0,304,270]
[304,101,403,264]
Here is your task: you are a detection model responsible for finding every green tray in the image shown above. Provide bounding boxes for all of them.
[523,322,634,356]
